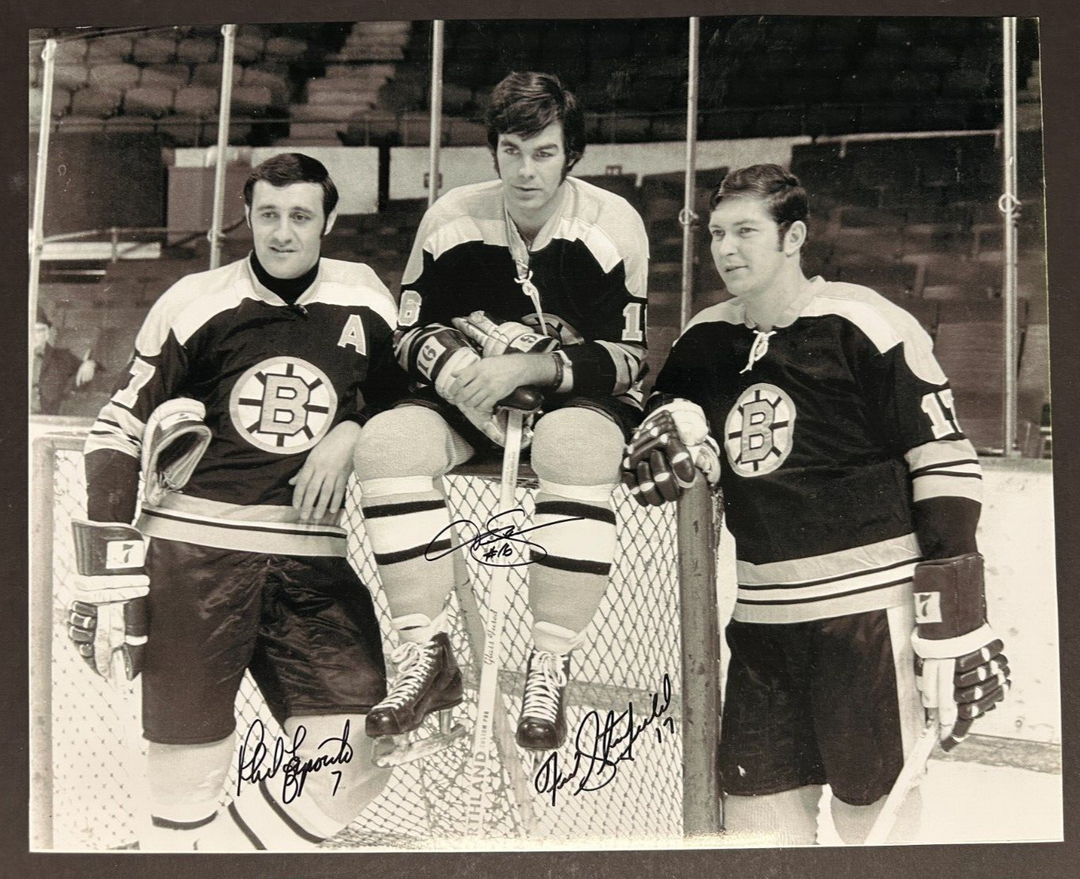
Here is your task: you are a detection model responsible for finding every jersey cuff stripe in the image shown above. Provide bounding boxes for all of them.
[363,499,446,519]
[534,499,617,524]
[375,539,450,566]
[531,553,611,576]
[227,802,267,850]
[259,780,325,845]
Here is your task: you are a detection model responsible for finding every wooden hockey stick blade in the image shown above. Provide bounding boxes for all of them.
[371,723,469,768]
[865,711,939,845]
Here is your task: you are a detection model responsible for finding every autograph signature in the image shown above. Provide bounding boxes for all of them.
[532,674,676,806]
[425,507,584,567]
[236,718,353,803]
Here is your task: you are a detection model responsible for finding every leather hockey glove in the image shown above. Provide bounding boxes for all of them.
[621,400,721,507]
[68,519,150,685]
[140,398,212,506]
[911,553,1010,751]
[452,311,560,357]
[395,324,482,403]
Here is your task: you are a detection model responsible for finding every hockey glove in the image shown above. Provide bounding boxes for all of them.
[141,397,212,506]
[68,519,150,685]
[452,311,560,357]
[395,324,482,403]
[911,553,1010,751]
[621,400,721,507]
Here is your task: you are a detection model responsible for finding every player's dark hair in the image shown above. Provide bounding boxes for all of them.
[486,72,586,174]
[243,152,339,219]
[710,164,808,246]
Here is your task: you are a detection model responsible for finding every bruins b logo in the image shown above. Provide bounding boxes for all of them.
[724,383,796,477]
[229,357,337,454]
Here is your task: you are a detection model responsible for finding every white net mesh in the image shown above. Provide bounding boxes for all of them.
[35,433,703,849]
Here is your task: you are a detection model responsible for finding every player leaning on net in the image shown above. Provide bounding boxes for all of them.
[622,164,1010,845]
[352,72,649,755]
[71,153,410,851]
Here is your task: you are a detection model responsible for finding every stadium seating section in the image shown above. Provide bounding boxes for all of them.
[30,18,1050,454]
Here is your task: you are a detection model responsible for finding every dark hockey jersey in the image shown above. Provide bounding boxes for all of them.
[84,256,408,556]
[653,278,983,623]
[397,176,649,403]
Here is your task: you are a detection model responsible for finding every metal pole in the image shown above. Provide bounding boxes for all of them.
[1001,18,1020,456]
[680,18,701,329]
[428,21,445,206]
[209,24,237,269]
[677,478,722,837]
[30,38,57,361]
[30,437,58,849]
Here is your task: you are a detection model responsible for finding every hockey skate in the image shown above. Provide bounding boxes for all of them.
[515,649,571,752]
[367,633,467,767]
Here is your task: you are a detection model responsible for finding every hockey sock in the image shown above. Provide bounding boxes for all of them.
[354,407,474,623]
[722,787,823,846]
[528,408,623,637]
[142,736,234,852]
[831,786,923,845]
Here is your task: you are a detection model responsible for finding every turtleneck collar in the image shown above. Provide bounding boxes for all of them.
[249,251,320,306]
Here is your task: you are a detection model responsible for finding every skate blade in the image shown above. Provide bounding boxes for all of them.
[372,723,468,768]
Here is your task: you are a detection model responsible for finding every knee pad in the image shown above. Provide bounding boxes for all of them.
[531,407,624,491]
[353,406,473,484]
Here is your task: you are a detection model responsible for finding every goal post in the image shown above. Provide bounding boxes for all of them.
[30,426,723,849]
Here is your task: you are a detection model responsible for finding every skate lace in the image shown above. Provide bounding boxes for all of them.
[521,651,567,723]
[380,641,436,709]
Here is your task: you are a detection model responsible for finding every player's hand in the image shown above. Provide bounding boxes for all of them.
[291,421,362,522]
[450,355,536,413]
[911,553,1011,751]
[75,358,96,387]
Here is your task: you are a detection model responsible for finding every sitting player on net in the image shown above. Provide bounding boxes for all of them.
[352,71,650,756]
[71,153,410,850]
[622,164,1009,844]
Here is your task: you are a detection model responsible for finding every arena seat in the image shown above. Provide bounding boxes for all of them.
[131,34,178,65]
[70,86,124,118]
[122,86,175,118]
[139,64,190,89]
[173,85,219,117]
[175,36,218,64]
[86,35,133,63]
[90,62,141,91]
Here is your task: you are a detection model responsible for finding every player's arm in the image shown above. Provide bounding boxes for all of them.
[78,288,198,683]
[555,212,650,399]
[292,298,409,522]
[863,318,1009,750]
[621,329,721,506]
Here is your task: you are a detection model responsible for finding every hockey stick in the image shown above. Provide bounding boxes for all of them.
[461,389,539,837]
[864,709,940,845]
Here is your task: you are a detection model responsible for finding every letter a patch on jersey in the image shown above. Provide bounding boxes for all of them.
[723,383,796,477]
[337,315,367,354]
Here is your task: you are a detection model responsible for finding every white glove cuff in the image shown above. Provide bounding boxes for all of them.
[911,622,996,659]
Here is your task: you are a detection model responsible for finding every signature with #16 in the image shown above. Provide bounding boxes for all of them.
[425,507,584,567]
[533,673,676,806]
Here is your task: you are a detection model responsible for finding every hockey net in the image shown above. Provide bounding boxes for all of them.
[31,427,721,850]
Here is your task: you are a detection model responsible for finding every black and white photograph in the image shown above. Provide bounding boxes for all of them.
[22,1,1064,864]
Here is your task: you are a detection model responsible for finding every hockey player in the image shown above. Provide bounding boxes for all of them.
[352,72,650,753]
[622,165,1009,844]
[70,153,409,850]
